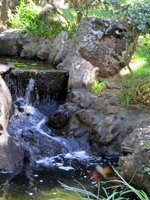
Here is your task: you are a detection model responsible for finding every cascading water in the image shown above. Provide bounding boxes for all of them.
[0,61,138,200]
[8,77,92,169]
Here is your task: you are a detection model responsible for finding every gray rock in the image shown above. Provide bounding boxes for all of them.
[62,55,98,89]
[89,106,150,155]
[118,126,150,195]
[0,24,7,33]
[0,76,12,133]
[4,69,68,104]
[20,42,39,58]
[69,88,106,109]
[0,134,24,173]
[48,31,68,65]
[0,76,24,174]
[0,64,13,75]
[73,18,135,78]
[36,39,52,60]
[0,29,24,56]
[48,103,77,129]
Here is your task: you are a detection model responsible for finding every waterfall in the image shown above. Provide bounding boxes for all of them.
[25,78,35,106]
[8,77,91,169]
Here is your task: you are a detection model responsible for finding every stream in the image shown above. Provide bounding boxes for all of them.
[0,59,139,200]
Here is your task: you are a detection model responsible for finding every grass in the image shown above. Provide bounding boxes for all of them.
[48,167,150,200]
[61,8,112,20]
[120,35,150,106]
[91,79,107,95]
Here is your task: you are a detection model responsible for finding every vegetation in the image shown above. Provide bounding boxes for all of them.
[120,36,150,106]
[91,79,107,95]
[49,168,150,200]
[8,0,77,38]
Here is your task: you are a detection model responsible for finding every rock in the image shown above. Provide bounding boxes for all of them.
[61,55,98,89]
[19,128,68,161]
[4,69,68,104]
[69,88,97,108]
[0,76,12,133]
[0,29,52,60]
[36,39,52,60]
[73,106,150,156]
[118,126,150,195]
[0,29,24,56]
[69,88,106,109]
[0,134,24,173]
[73,18,135,78]
[48,31,68,65]
[48,103,77,129]
[21,38,52,60]
[0,64,13,75]
[20,42,39,59]
[0,76,24,174]
[0,23,7,33]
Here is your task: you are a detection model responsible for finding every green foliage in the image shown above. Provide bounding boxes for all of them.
[120,36,150,106]
[91,79,107,95]
[64,0,103,23]
[54,168,149,200]
[120,78,136,106]
[9,0,41,32]
[8,0,77,38]
[104,0,150,36]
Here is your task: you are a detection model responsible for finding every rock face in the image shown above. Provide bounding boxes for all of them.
[0,29,24,56]
[0,75,24,174]
[0,63,13,75]
[21,38,52,60]
[0,75,12,132]
[59,55,97,90]
[48,31,68,65]
[0,29,52,60]
[49,83,150,155]
[4,69,69,103]
[0,134,24,173]
[73,18,134,78]
[118,126,150,195]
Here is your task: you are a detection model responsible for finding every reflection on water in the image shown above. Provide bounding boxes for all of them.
[0,58,53,71]
[0,157,104,200]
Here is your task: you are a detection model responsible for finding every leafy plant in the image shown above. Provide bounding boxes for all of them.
[54,167,149,200]
[8,0,77,38]
[91,79,107,95]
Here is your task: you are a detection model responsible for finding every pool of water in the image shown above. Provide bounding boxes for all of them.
[0,57,53,71]
[0,155,119,200]
[0,154,141,200]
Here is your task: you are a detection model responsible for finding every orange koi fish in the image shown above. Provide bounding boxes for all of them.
[91,164,122,186]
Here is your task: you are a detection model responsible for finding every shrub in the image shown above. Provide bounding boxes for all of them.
[91,79,107,95]
[8,0,77,38]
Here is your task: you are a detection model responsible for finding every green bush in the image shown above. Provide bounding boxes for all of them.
[8,0,77,38]
[91,79,107,95]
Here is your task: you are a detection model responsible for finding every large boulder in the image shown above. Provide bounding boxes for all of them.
[0,75,12,132]
[118,126,150,195]
[73,18,135,78]
[0,133,24,173]
[0,29,52,60]
[0,29,24,56]
[0,75,24,174]
[57,55,98,89]
[21,37,52,60]
[48,31,68,65]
